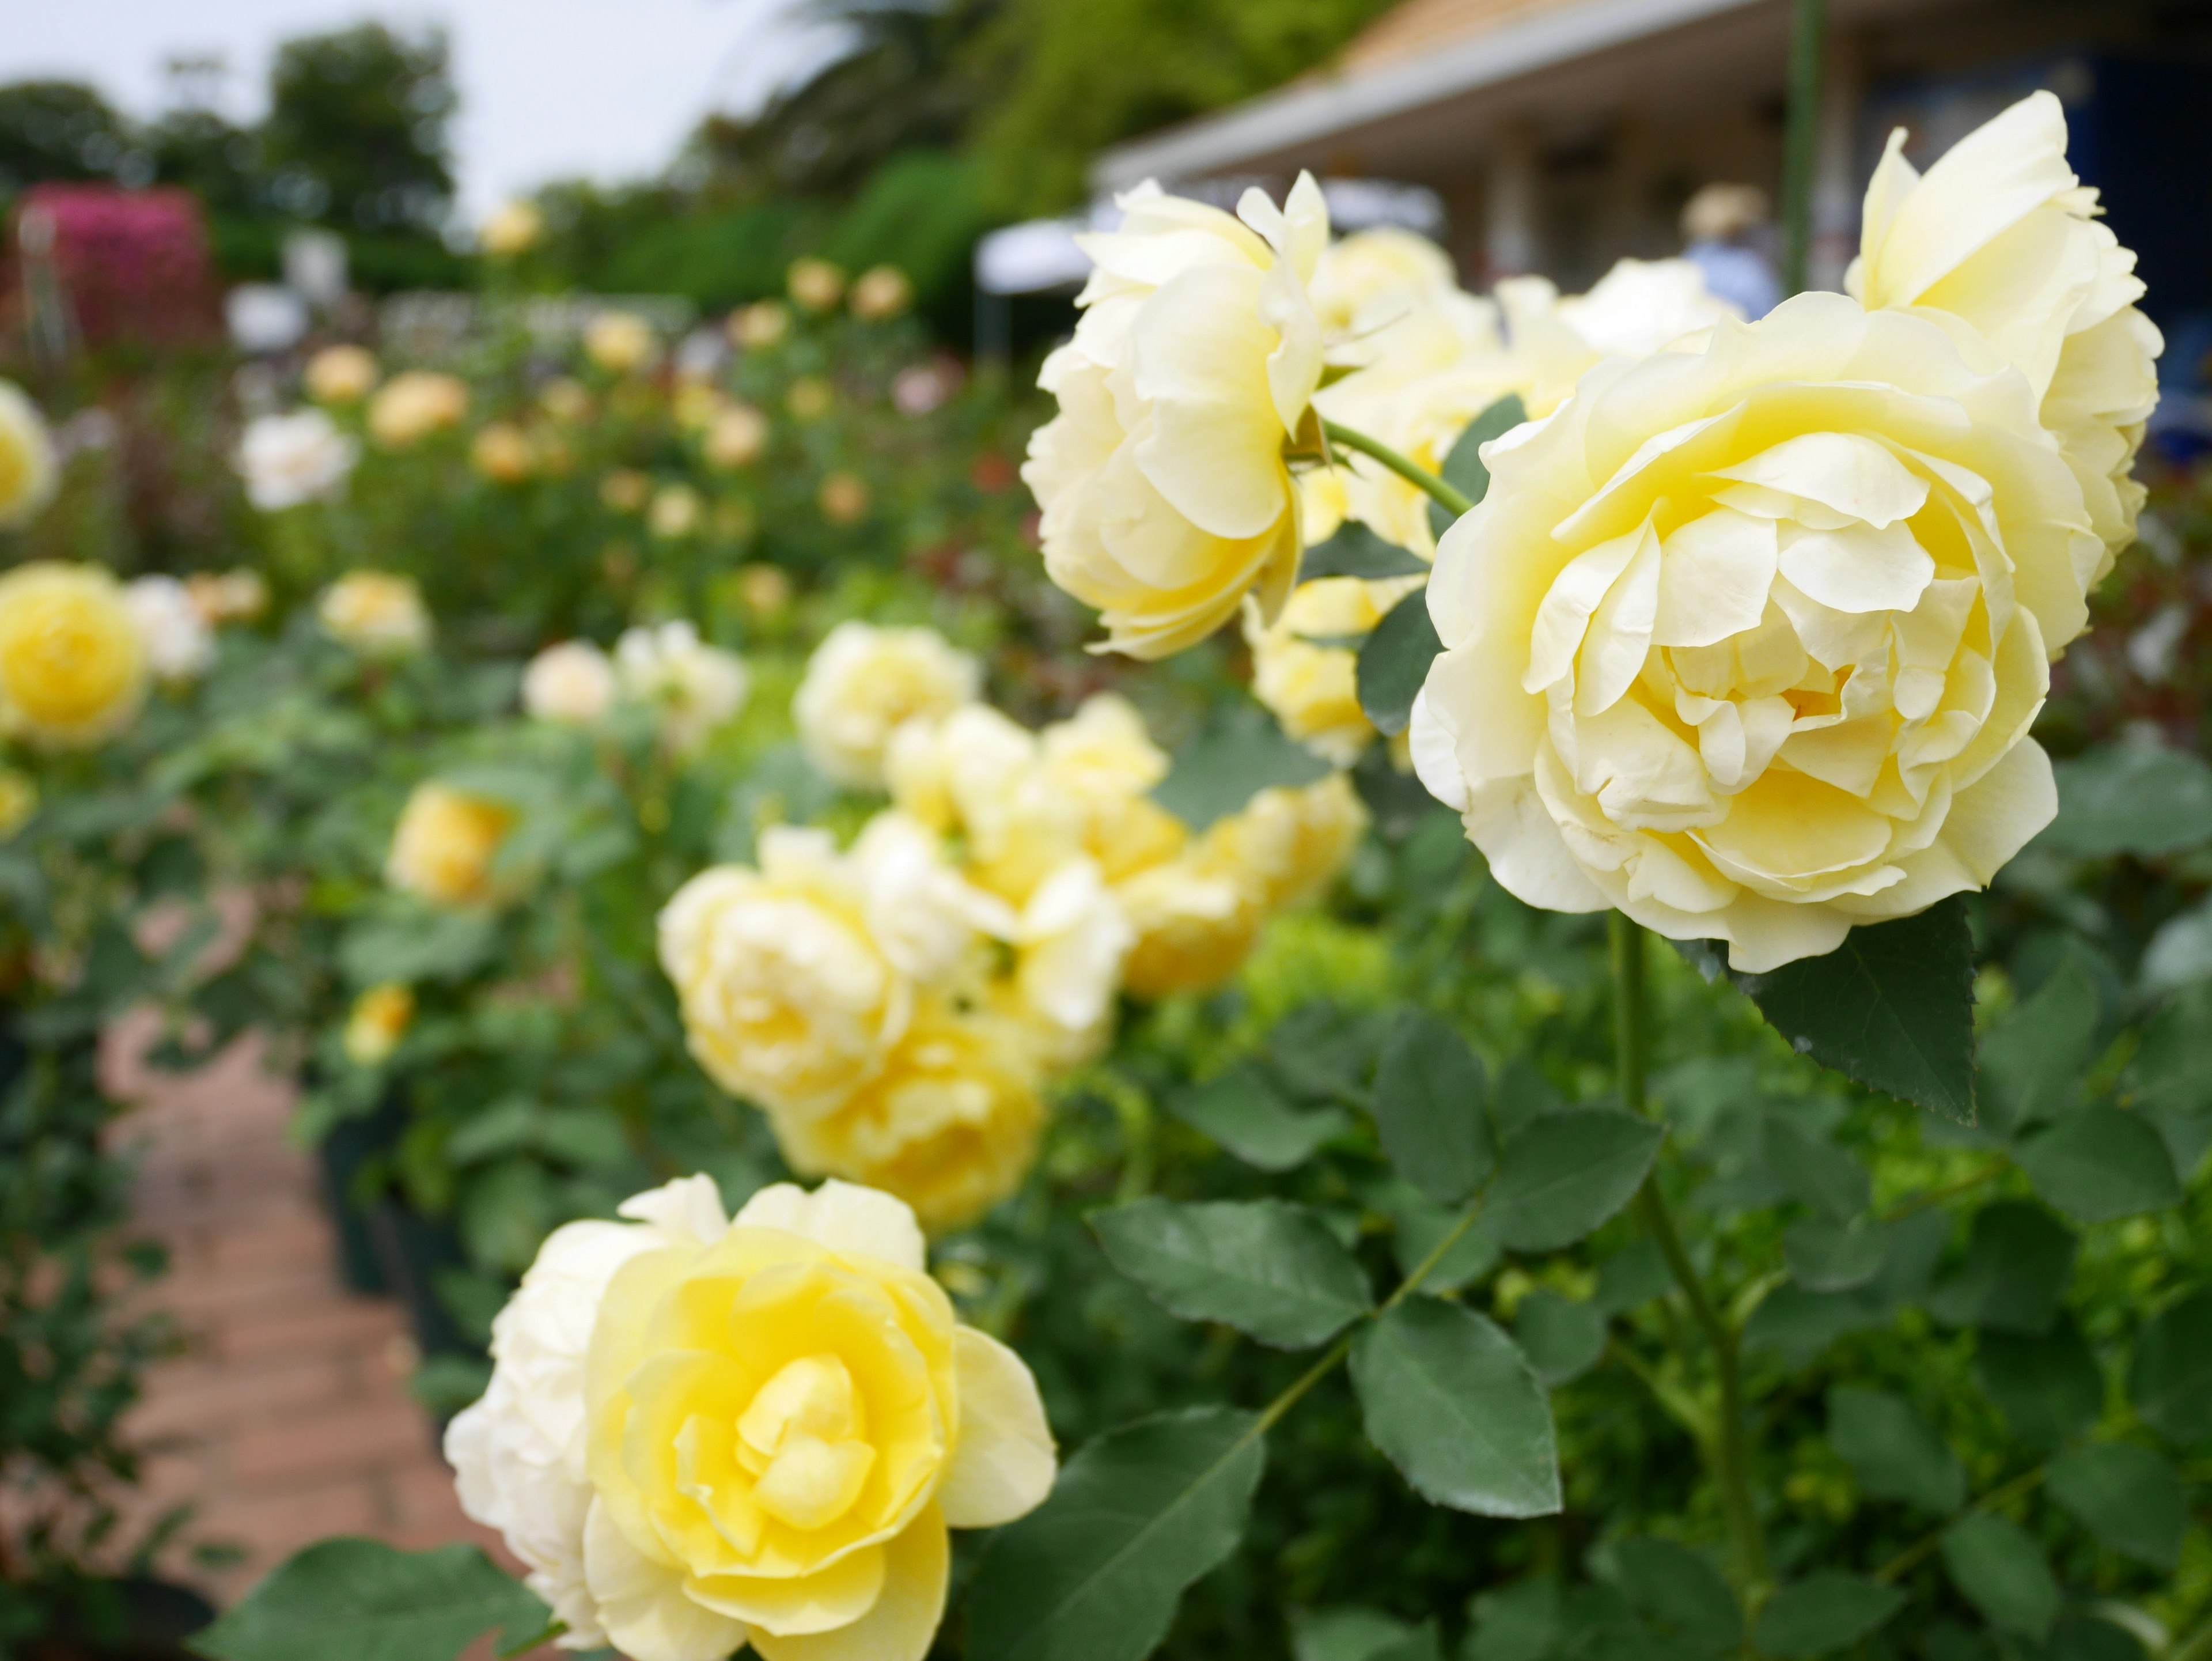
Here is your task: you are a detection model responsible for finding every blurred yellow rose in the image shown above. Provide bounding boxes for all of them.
[672,381,723,432]
[787,256,848,313]
[522,638,616,725]
[368,370,469,448]
[850,265,914,321]
[599,468,649,513]
[1114,853,1261,1000]
[539,378,591,423]
[648,483,702,539]
[470,422,535,484]
[770,1001,1045,1233]
[1848,89,2161,574]
[819,471,870,525]
[794,622,981,790]
[343,983,415,1065]
[1244,577,1421,766]
[705,403,770,469]
[0,769,36,838]
[731,300,791,349]
[480,198,544,257]
[585,311,657,376]
[658,828,908,1116]
[1036,694,1185,881]
[185,569,268,625]
[0,562,147,748]
[302,344,380,405]
[581,1179,1054,1661]
[737,562,791,618]
[786,376,834,421]
[319,570,431,657]
[1207,771,1369,911]
[1413,294,2097,971]
[1308,226,1464,343]
[387,782,516,906]
[0,381,59,530]
[1023,175,1328,658]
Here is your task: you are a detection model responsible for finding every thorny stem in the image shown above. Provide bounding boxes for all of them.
[1611,913,1772,1598]
[1320,420,1476,519]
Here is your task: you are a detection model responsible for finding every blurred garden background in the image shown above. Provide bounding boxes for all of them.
[4,1,2212,1658]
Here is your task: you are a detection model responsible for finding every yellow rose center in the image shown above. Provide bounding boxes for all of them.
[734,1354,877,1531]
[1,594,134,724]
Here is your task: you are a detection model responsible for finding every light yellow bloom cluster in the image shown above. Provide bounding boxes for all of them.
[367,369,469,449]
[343,982,415,1065]
[319,570,431,657]
[1412,92,2156,969]
[664,631,1368,1227]
[386,782,516,906]
[480,198,545,258]
[446,1174,1055,1661]
[793,621,982,789]
[303,345,380,405]
[0,562,147,748]
[585,311,658,376]
[1244,574,1423,767]
[0,379,60,529]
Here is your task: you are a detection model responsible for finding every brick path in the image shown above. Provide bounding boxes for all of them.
[101,1016,510,1609]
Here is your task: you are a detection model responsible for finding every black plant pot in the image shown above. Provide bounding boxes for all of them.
[314,1085,409,1296]
[25,1576,214,1660]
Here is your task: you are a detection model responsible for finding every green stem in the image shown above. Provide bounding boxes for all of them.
[1611,913,1771,1595]
[1874,1465,2046,1584]
[1780,0,1827,295]
[2171,1616,2212,1661]
[1321,419,1475,518]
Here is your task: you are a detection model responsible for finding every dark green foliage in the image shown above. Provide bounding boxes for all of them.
[188,1540,547,1661]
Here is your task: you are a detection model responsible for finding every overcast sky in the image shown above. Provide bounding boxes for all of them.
[0,0,842,221]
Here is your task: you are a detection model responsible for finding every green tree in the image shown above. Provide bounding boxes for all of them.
[260,23,456,234]
[0,81,137,191]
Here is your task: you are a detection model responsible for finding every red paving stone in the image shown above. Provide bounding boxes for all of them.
[96,1012,518,1611]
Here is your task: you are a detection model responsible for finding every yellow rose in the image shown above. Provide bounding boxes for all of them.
[787,377,834,421]
[1244,578,1422,766]
[1412,293,2099,972]
[1308,226,1464,343]
[368,370,469,448]
[184,569,267,625]
[319,570,431,657]
[658,828,909,1117]
[732,301,791,350]
[787,257,849,313]
[850,266,914,322]
[794,622,981,790]
[737,563,791,618]
[343,983,415,1065]
[386,783,516,906]
[0,380,59,529]
[1498,258,1742,419]
[586,311,657,376]
[768,1001,1045,1233]
[0,769,38,838]
[481,198,544,257]
[581,1179,1055,1661]
[1206,771,1369,911]
[540,378,592,423]
[705,404,770,469]
[302,344,380,404]
[1036,694,1185,882]
[1114,852,1261,1000]
[819,472,870,525]
[649,484,703,539]
[471,422,535,483]
[0,562,147,747]
[1007,856,1133,1068]
[1022,175,1330,658]
[1847,89,2161,574]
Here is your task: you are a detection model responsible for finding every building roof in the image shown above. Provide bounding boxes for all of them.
[1334,0,1590,75]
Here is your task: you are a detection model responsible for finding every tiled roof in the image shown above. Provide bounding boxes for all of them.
[1336,0,1591,74]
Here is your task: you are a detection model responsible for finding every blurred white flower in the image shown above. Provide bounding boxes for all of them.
[234,408,357,511]
[124,576,215,682]
[613,620,748,752]
[794,620,982,789]
[522,640,617,725]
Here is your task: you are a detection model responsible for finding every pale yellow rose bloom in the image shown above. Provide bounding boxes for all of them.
[1847,89,2161,574]
[185,569,268,625]
[705,403,770,469]
[319,570,431,657]
[1244,577,1422,766]
[1411,293,2097,972]
[787,257,849,313]
[1022,175,1330,659]
[471,422,535,483]
[0,381,59,529]
[658,828,909,1117]
[367,370,469,448]
[787,377,834,422]
[1007,856,1134,1068]
[1207,771,1370,912]
[768,1002,1046,1234]
[794,623,982,790]
[819,473,870,525]
[732,301,791,350]
[0,769,36,838]
[1308,227,1463,345]
[1035,693,1188,881]
[302,344,380,404]
[0,562,147,747]
[1114,852,1262,1000]
[649,485,703,539]
[343,983,415,1065]
[1498,258,1741,418]
[540,378,592,423]
[481,198,545,257]
[585,312,657,376]
[850,266,914,321]
[387,783,516,906]
[522,639,617,725]
[581,1179,1054,1661]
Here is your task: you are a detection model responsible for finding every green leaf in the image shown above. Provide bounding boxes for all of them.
[2046,1441,2186,1569]
[1299,520,1432,584]
[1783,1217,1886,1292]
[1467,1578,1560,1661]
[1825,1387,1965,1514]
[2040,740,2212,858]
[1927,1201,2076,1335]
[1293,1611,1441,1661]
[1733,900,1976,1121]
[1355,591,1442,738]
[1384,1189,1500,1295]
[1513,1291,1605,1388]
[1425,393,1526,538]
[1761,1119,1870,1220]
[1373,1011,1492,1204]
[1092,1198,1373,1349]
[1172,1063,1349,1172]
[1940,1514,2059,1640]
[2128,1291,2212,1447]
[2124,985,2212,1117]
[1609,1539,1738,1654]
[1975,1320,2102,1451]
[1350,1297,1560,1518]
[1978,954,2100,1135]
[2141,901,2212,994]
[339,909,498,989]
[1153,704,1332,831]
[2013,1107,2182,1223]
[2046,1615,2151,1661]
[1753,1573,1904,1659]
[1486,1107,1663,1254]
[966,1408,1266,1661]
[1594,1242,1672,1315]
[188,1539,548,1661]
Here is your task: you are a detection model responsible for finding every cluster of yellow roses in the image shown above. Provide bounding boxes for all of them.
[659,620,1367,1230]
[1027,92,2161,973]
